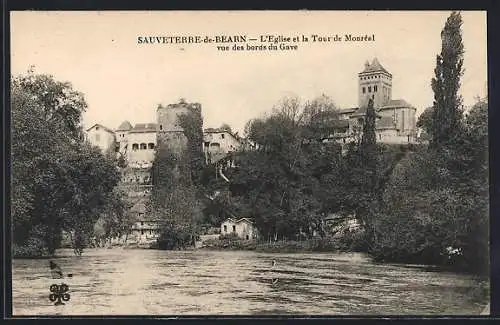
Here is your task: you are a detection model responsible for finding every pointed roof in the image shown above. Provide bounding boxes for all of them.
[116,121,133,131]
[86,123,115,134]
[359,58,391,75]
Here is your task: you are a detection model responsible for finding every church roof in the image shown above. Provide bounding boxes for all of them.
[129,123,157,133]
[360,58,391,75]
[379,99,416,110]
[350,106,382,118]
[338,108,357,115]
[116,120,133,131]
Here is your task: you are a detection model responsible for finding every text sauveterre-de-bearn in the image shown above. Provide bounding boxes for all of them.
[136,34,375,51]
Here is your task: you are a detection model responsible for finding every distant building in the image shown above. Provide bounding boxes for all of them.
[85,123,116,153]
[220,217,259,240]
[203,128,242,164]
[128,197,161,244]
[126,123,157,164]
[333,58,418,144]
[157,99,199,154]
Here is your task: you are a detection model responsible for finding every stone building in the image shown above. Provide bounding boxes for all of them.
[334,58,418,144]
[203,127,242,164]
[156,99,200,154]
[220,217,259,240]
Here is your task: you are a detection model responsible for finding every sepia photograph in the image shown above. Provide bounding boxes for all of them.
[9,10,489,316]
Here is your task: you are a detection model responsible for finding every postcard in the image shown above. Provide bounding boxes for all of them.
[10,10,489,316]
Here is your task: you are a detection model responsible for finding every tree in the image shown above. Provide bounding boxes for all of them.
[11,71,121,257]
[220,123,233,133]
[13,67,87,141]
[178,103,205,186]
[416,106,434,134]
[430,11,465,148]
[230,95,344,240]
[149,141,204,250]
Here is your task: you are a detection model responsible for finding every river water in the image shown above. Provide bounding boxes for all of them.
[12,248,488,316]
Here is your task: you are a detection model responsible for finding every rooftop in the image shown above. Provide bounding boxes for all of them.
[359,58,391,76]
[86,123,115,133]
[129,123,157,133]
[116,120,133,131]
[379,99,416,110]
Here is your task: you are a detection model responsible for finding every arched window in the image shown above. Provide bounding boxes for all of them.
[132,143,139,150]
[140,143,147,150]
[148,143,155,149]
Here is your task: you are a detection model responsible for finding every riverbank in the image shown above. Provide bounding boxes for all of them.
[200,234,367,254]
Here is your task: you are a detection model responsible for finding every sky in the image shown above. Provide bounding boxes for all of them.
[11,11,487,135]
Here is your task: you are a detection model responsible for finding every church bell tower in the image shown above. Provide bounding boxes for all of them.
[358,58,392,109]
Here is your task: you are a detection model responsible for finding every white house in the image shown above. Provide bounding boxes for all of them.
[203,128,242,164]
[86,123,116,153]
[220,217,259,240]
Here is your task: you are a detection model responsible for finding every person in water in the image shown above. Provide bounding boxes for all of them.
[49,261,73,279]
[271,260,279,285]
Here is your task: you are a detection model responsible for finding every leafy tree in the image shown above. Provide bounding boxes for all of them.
[219,123,233,133]
[11,71,121,256]
[430,11,465,148]
[230,95,344,240]
[13,67,87,141]
[149,140,204,249]
[178,103,205,186]
[416,106,434,134]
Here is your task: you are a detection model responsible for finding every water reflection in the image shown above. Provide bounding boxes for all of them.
[12,248,488,315]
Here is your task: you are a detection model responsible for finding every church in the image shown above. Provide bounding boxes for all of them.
[334,58,417,144]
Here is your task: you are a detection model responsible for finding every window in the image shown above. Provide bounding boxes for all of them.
[141,230,144,235]
[140,143,147,150]
[204,141,210,147]
[374,85,378,92]
[232,225,236,232]
[132,143,139,150]
[159,125,163,130]
[95,134,100,142]
[379,134,382,140]
[148,143,155,149]
[224,225,227,233]
[368,86,372,92]
[141,221,144,226]
[362,87,365,94]
[221,134,225,139]
[96,126,99,130]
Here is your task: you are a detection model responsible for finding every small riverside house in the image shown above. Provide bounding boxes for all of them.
[220,217,259,240]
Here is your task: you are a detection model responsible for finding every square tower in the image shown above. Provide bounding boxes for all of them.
[358,58,392,109]
[156,99,201,154]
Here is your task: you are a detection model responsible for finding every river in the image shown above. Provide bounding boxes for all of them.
[12,248,488,316]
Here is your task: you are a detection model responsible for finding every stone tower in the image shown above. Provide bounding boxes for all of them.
[358,58,392,109]
[156,99,201,154]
